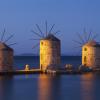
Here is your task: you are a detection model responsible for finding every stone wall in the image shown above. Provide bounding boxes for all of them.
[40,39,60,71]
[82,45,100,68]
[0,50,13,71]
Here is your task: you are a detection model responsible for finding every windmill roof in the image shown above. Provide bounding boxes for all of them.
[84,40,100,47]
[0,42,13,51]
[42,34,60,41]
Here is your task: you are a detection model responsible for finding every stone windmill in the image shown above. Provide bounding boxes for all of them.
[0,29,16,72]
[74,29,100,69]
[31,22,61,72]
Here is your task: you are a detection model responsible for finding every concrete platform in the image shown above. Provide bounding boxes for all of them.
[0,68,100,75]
[0,69,41,75]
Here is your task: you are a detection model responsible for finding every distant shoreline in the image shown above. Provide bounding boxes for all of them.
[14,55,81,57]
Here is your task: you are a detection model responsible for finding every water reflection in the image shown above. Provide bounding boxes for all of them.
[38,74,61,100]
[0,76,13,100]
[81,73,94,100]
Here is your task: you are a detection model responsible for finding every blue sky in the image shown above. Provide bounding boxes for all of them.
[0,0,100,55]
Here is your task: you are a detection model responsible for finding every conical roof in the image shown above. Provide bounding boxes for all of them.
[84,40,100,47]
[42,34,60,41]
[0,42,13,51]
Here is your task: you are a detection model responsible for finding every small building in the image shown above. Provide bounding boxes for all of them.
[82,40,100,68]
[0,42,13,71]
[40,34,61,72]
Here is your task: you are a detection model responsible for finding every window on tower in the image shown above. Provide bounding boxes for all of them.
[84,48,87,51]
[41,42,43,45]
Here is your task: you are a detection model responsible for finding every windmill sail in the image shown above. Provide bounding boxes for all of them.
[1,28,6,42]
[73,29,99,50]
[49,24,55,34]
[4,34,14,43]
[31,21,60,55]
[31,30,43,38]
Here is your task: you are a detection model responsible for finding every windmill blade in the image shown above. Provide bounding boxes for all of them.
[1,28,6,42]
[45,21,48,37]
[53,30,60,35]
[8,43,17,46]
[48,24,55,34]
[83,28,88,42]
[89,32,93,41]
[77,33,85,44]
[31,30,42,38]
[73,40,83,45]
[87,31,92,41]
[36,24,44,37]
[32,43,40,49]
[4,34,14,43]
[92,34,98,40]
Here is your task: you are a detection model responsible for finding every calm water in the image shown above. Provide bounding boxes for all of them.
[0,56,100,100]
[13,56,81,69]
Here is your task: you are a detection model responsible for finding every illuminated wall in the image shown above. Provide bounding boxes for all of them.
[82,44,100,68]
[0,43,13,71]
[40,38,60,71]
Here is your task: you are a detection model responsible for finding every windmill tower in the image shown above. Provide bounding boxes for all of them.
[0,29,15,72]
[82,40,100,68]
[74,29,100,68]
[31,22,61,72]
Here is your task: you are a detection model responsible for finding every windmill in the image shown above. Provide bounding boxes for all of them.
[31,21,61,72]
[73,29,98,48]
[73,29,100,69]
[0,29,16,72]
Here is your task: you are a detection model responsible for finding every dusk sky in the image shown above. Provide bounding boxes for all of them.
[0,0,100,55]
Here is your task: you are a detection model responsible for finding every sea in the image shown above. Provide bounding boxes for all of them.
[0,56,100,100]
